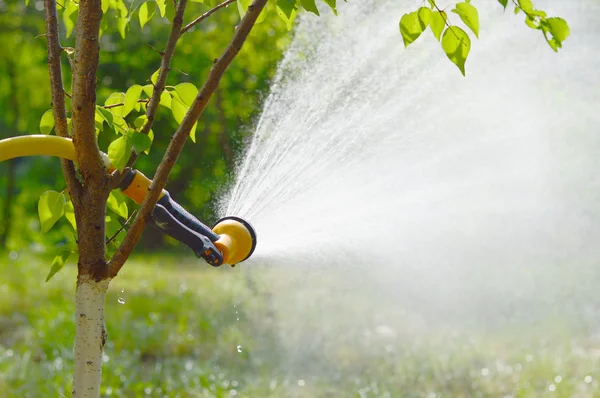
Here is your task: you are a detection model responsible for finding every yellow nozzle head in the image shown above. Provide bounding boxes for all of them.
[212,216,257,266]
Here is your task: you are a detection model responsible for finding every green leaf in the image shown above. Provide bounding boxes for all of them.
[174,82,198,107]
[147,130,155,153]
[430,11,446,41]
[546,38,559,52]
[130,132,152,154]
[38,190,66,233]
[518,0,533,13]
[124,84,143,117]
[277,3,297,30]
[40,109,54,135]
[277,0,296,18]
[160,90,172,109]
[134,115,148,128]
[64,200,76,231]
[107,135,132,171]
[418,7,432,27]
[101,0,110,13]
[46,249,73,282]
[453,2,479,38]
[497,0,508,9]
[546,17,570,43]
[117,16,129,39]
[322,0,336,15]
[525,16,538,30]
[95,105,114,132]
[155,0,166,17]
[189,122,198,143]
[301,0,319,15]
[441,26,471,76]
[105,92,126,117]
[63,0,78,38]
[142,84,154,97]
[111,115,129,134]
[107,191,129,219]
[170,94,188,124]
[151,69,160,85]
[399,11,427,47]
[139,1,157,29]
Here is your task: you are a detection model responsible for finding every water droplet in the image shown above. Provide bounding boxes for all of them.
[585,375,593,383]
[118,297,125,304]
[548,384,556,392]
[554,375,562,383]
[236,345,243,353]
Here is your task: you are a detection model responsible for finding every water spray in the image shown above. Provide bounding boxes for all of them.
[0,134,257,267]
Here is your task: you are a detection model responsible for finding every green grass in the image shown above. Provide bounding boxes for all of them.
[1,252,600,397]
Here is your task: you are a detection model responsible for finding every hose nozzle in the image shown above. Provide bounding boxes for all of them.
[212,216,257,266]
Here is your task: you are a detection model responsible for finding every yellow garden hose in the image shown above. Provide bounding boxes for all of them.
[0,134,257,266]
[0,135,78,163]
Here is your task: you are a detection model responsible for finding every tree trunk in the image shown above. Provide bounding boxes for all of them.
[71,189,110,397]
[72,276,110,397]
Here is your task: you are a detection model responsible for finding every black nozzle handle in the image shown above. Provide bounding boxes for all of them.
[157,191,220,242]
[151,203,223,267]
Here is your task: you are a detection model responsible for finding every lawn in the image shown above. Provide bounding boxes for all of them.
[1,251,600,397]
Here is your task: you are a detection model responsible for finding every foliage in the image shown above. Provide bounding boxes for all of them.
[400,0,570,75]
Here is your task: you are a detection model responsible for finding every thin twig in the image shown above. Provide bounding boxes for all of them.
[43,0,82,201]
[431,0,460,40]
[146,42,164,56]
[121,0,188,173]
[181,0,236,35]
[102,99,149,109]
[107,0,269,278]
[106,210,137,245]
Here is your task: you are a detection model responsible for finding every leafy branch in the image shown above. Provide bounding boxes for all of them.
[400,0,569,75]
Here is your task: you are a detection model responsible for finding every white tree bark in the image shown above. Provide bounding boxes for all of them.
[72,276,110,397]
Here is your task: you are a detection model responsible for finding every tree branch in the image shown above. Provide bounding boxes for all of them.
[134,0,188,146]
[107,0,268,277]
[44,0,82,202]
[181,0,236,35]
[71,0,106,184]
